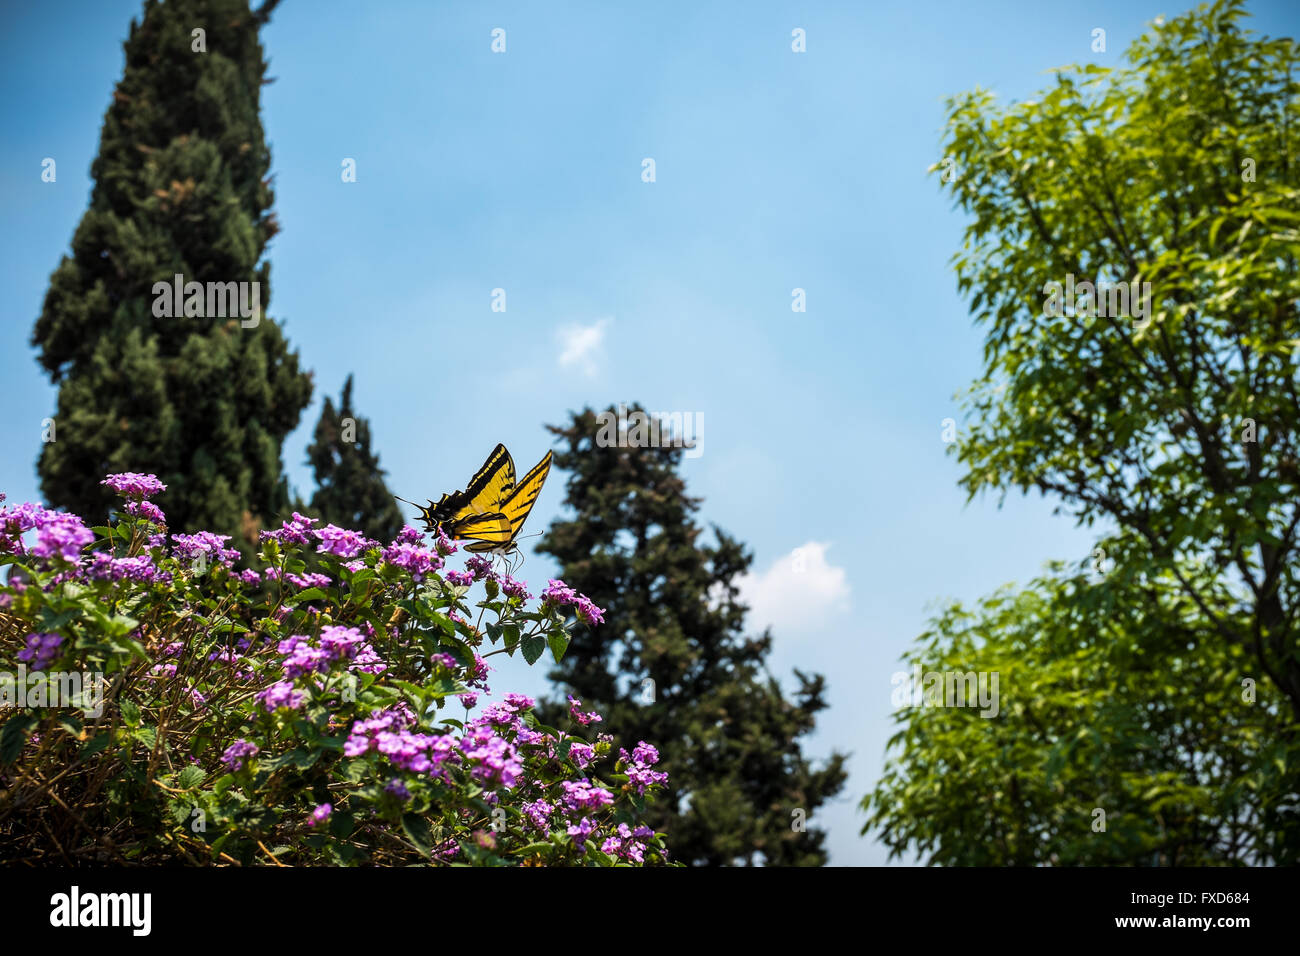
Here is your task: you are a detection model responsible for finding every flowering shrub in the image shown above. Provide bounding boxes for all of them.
[0,478,670,865]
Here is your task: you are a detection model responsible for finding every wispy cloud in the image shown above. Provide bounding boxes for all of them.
[735,541,850,636]
[556,317,611,376]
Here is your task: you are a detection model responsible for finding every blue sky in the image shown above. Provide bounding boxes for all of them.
[2,0,1295,865]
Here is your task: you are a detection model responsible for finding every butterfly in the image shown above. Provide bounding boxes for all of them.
[461,449,553,554]
[397,444,553,556]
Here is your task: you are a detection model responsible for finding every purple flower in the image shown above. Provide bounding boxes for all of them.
[458,691,479,709]
[560,778,614,812]
[348,642,387,675]
[568,742,596,770]
[522,799,554,833]
[256,680,306,712]
[459,723,523,788]
[172,532,240,567]
[276,635,332,678]
[574,596,606,626]
[84,553,161,584]
[30,512,93,562]
[567,695,603,726]
[541,579,605,627]
[17,632,62,670]
[391,525,424,546]
[220,739,259,771]
[566,817,598,845]
[445,570,474,587]
[541,579,579,606]
[381,542,443,582]
[125,499,166,524]
[467,654,491,690]
[307,803,332,827]
[464,555,494,581]
[319,625,365,661]
[101,472,166,499]
[501,576,531,601]
[432,527,457,557]
[260,512,319,547]
[317,525,373,559]
[299,572,334,589]
[239,569,261,587]
[385,778,411,802]
[621,741,669,794]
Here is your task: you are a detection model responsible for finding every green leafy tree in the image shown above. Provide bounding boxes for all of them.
[31,0,311,544]
[866,565,1285,865]
[538,406,848,866]
[870,0,1300,862]
[305,375,403,543]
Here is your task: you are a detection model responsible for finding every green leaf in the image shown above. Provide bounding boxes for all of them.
[178,764,206,789]
[401,813,433,856]
[521,633,547,666]
[547,628,570,663]
[0,713,39,764]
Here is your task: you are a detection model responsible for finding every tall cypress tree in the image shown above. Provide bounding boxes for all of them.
[31,0,311,543]
[539,406,848,866]
[305,375,403,543]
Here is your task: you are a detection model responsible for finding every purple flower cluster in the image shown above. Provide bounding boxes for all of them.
[500,576,531,601]
[568,695,604,727]
[391,525,423,546]
[276,626,365,679]
[221,739,260,771]
[542,579,606,626]
[124,500,166,524]
[30,512,94,562]
[85,553,164,584]
[621,741,669,795]
[444,570,474,587]
[307,803,332,827]
[601,823,654,863]
[380,541,443,582]
[459,720,524,788]
[464,555,494,581]
[172,532,240,567]
[561,777,615,812]
[17,632,63,670]
[317,524,374,559]
[256,679,306,712]
[260,512,319,547]
[264,567,332,590]
[362,727,456,775]
[101,473,167,499]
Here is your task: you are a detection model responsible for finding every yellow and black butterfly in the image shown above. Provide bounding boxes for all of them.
[397,444,552,556]
[462,449,553,554]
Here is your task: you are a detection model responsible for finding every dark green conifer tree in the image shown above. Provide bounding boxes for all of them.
[31,0,311,545]
[538,405,848,866]
[305,375,403,543]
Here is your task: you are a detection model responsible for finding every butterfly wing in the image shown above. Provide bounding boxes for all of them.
[452,511,515,550]
[488,450,553,551]
[455,443,516,518]
[409,444,516,533]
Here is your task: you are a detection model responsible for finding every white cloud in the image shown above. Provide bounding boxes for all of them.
[735,541,850,636]
[556,317,611,376]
